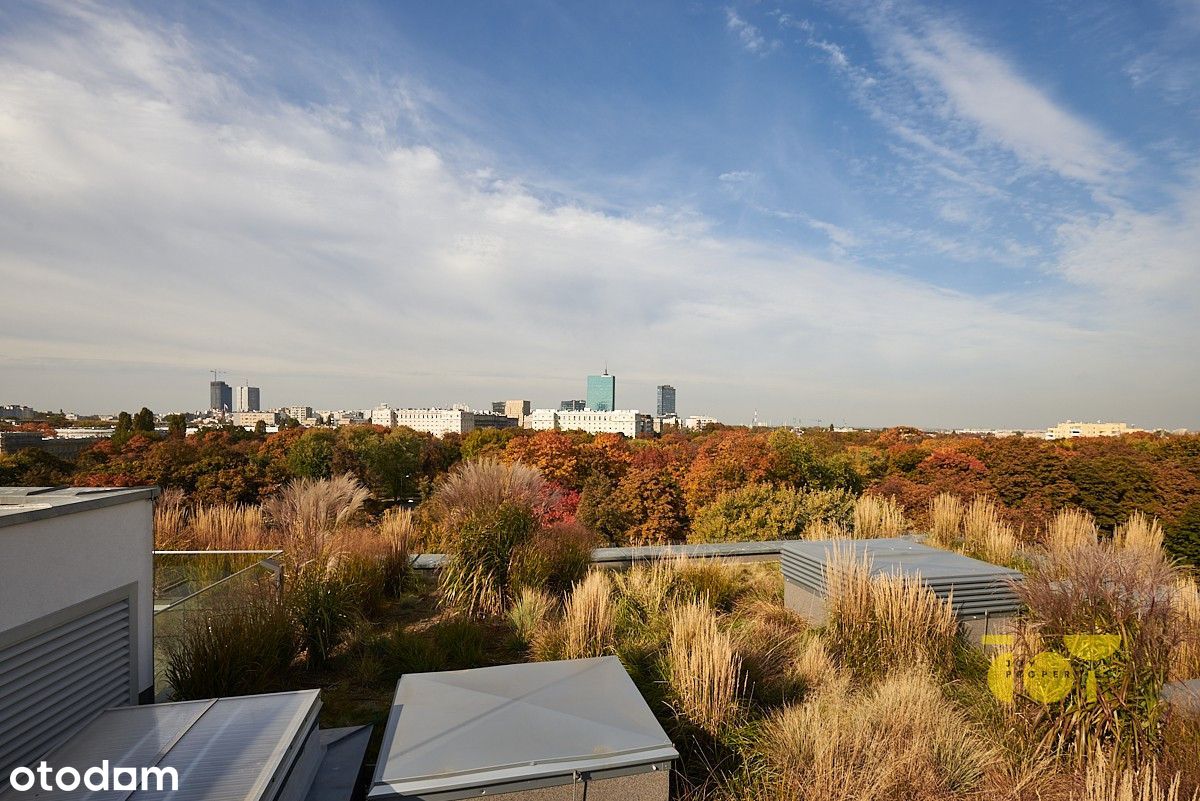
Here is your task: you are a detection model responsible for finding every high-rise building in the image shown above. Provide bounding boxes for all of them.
[586,371,615,412]
[560,399,587,411]
[491,401,507,415]
[656,385,676,417]
[236,385,261,412]
[209,380,232,412]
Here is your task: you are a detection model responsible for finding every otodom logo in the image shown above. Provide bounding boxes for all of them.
[985,633,1122,704]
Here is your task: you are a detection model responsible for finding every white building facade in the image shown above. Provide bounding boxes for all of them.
[371,404,397,427]
[523,409,653,437]
[394,408,474,437]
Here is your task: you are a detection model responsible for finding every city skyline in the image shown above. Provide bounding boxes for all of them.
[2,2,1198,429]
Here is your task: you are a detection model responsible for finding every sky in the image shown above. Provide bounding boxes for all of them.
[0,0,1197,428]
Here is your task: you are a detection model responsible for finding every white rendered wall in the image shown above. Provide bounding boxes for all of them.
[0,499,155,695]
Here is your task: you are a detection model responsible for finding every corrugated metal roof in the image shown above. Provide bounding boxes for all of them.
[370,656,678,800]
[0,690,320,801]
[781,538,1023,617]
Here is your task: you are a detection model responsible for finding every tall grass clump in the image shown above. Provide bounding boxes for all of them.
[961,495,1020,566]
[1013,540,1184,765]
[164,593,297,699]
[1081,753,1193,801]
[1116,511,1166,555]
[802,518,851,540]
[430,459,544,618]
[188,503,267,551]
[263,474,369,559]
[559,571,615,659]
[286,560,363,668]
[509,587,556,645]
[154,487,189,549]
[1045,506,1099,556]
[927,492,963,549]
[666,602,745,735]
[852,494,908,538]
[823,546,957,677]
[508,521,597,597]
[1171,576,1200,681]
[753,669,998,801]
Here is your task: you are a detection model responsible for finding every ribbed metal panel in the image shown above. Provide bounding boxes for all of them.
[781,539,1023,617]
[0,599,131,785]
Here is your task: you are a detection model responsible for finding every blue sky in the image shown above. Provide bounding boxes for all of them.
[0,0,1197,427]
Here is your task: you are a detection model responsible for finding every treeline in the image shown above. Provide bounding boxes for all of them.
[2,422,1198,562]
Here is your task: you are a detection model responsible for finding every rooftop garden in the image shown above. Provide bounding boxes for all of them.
[153,461,1200,801]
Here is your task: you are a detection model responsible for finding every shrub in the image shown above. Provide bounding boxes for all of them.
[928,492,963,549]
[263,474,370,561]
[164,595,297,699]
[1012,541,1182,765]
[665,602,745,735]
[800,488,856,529]
[754,669,998,801]
[823,545,957,677]
[688,483,807,544]
[369,617,492,676]
[509,522,597,597]
[852,494,907,538]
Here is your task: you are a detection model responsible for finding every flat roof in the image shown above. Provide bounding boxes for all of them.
[0,690,320,800]
[0,487,159,529]
[370,656,677,800]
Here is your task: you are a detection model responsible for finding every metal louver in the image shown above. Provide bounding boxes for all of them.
[781,538,1024,617]
[0,598,132,786]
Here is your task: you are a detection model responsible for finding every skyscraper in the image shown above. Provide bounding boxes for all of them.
[209,380,232,412]
[656,385,676,417]
[236,385,261,412]
[586,370,615,412]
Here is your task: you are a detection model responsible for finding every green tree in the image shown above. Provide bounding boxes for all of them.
[1166,500,1200,565]
[254,419,267,436]
[689,483,808,544]
[133,407,155,432]
[575,474,630,545]
[165,414,188,438]
[286,429,336,479]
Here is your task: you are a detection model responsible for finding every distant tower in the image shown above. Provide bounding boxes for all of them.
[236,384,261,412]
[586,369,616,412]
[209,379,232,412]
[656,385,676,417]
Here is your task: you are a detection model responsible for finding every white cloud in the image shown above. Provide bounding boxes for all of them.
[725,9,776,55]
[890,24,1129,185]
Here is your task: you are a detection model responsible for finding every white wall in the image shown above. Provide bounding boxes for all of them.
[0,499,155,696]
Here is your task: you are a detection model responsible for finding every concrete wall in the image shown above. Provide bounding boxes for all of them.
[0,498,155,696]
